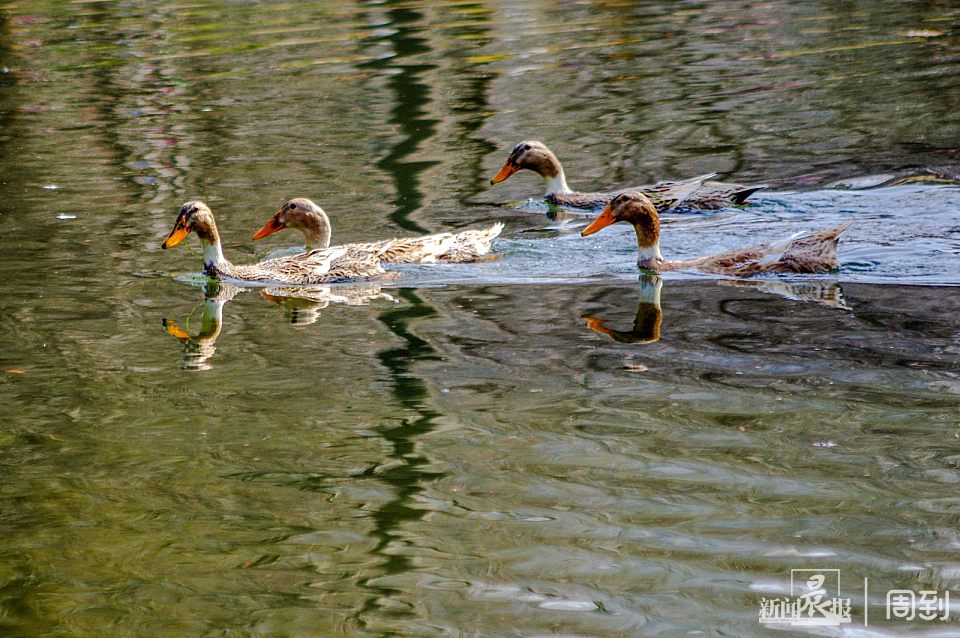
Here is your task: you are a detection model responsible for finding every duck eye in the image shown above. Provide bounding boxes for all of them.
[289,202,297,210]
[522,144,530,152]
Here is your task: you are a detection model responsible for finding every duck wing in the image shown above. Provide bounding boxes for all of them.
[355,223,504,264]
[673,181,767,210]
[548,173,718,213]
[675,222,851,276]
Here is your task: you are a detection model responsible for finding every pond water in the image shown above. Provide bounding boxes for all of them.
[1,1,959,636]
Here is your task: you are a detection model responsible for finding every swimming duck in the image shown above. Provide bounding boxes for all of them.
[252,197,503,263]
[580,191,850,275]
[490,141,765,212]
[162,201,387,284]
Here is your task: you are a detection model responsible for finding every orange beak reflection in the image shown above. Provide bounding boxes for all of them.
[252,213,285,241]
[162,222,191,249]
[489,162,519,185]
[580,205,617,236]
[584,317,615,339]
[259,290,284,304]
[162,318,191,340]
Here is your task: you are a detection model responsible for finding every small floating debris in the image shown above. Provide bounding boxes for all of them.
[623,363,648,372]
[812,439,837,448]
[537,600,598,612]
[903,29,944,38]
[6,368,24,375]
[56,214,76,220]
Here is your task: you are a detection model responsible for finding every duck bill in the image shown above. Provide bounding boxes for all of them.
[581,206,616,236]
[162,222,191,249]
[252,213,285,240]
[489,162,519,185]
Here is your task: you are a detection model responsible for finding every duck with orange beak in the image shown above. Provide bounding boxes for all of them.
[162,201,387,285]
[490,140,765,212]
[252,197,503,264]
[580,191,851,275]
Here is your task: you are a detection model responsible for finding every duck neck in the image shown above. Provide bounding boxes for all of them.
[634,225,664,271]
[195,224,228,270]
[200,238,227,270]
[539,151,571,196]
[543,170,571,196]
[301,209,332,250]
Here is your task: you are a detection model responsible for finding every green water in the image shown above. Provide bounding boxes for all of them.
[1,1,960,636]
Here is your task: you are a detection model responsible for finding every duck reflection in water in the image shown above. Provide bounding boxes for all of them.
[259,284,396,326]
[162,280,241,370]
[716,279,849,310]
[582,275,849,346]
[163,281,397,368]
[584,274,664,344]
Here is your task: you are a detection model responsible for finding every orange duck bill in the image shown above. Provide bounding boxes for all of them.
[162,216,191,249]
[489,162,519,185]
[580,205,617,236]
[252,212,285,240]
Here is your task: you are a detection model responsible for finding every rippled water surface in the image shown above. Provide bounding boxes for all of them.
[2,1,960,636]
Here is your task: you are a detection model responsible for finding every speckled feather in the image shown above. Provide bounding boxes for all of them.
[582,192,850,277]
[162,201,387,285]
[675,223,851,275]
[545,175,717,212]
[257,198,503,264]
[207,245,387,285]
[493,140,765,212]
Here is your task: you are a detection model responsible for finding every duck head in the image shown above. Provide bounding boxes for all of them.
[490,140,570,195]
[253,197,332,250]
[162,201,219,249]
[581,191,664,269]
[162,201,226,268]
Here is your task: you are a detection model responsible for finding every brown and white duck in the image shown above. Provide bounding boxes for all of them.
[490,140,765,212]
[580,191,850,275]
[162,201,387,285]
[253,197,503,263]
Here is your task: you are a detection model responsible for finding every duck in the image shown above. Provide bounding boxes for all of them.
[580,191,851,275]
[162,201,387,285]
[490,140,765,212]
[252,197,504,263]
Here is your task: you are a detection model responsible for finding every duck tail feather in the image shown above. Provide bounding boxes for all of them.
[731,185,768,204]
